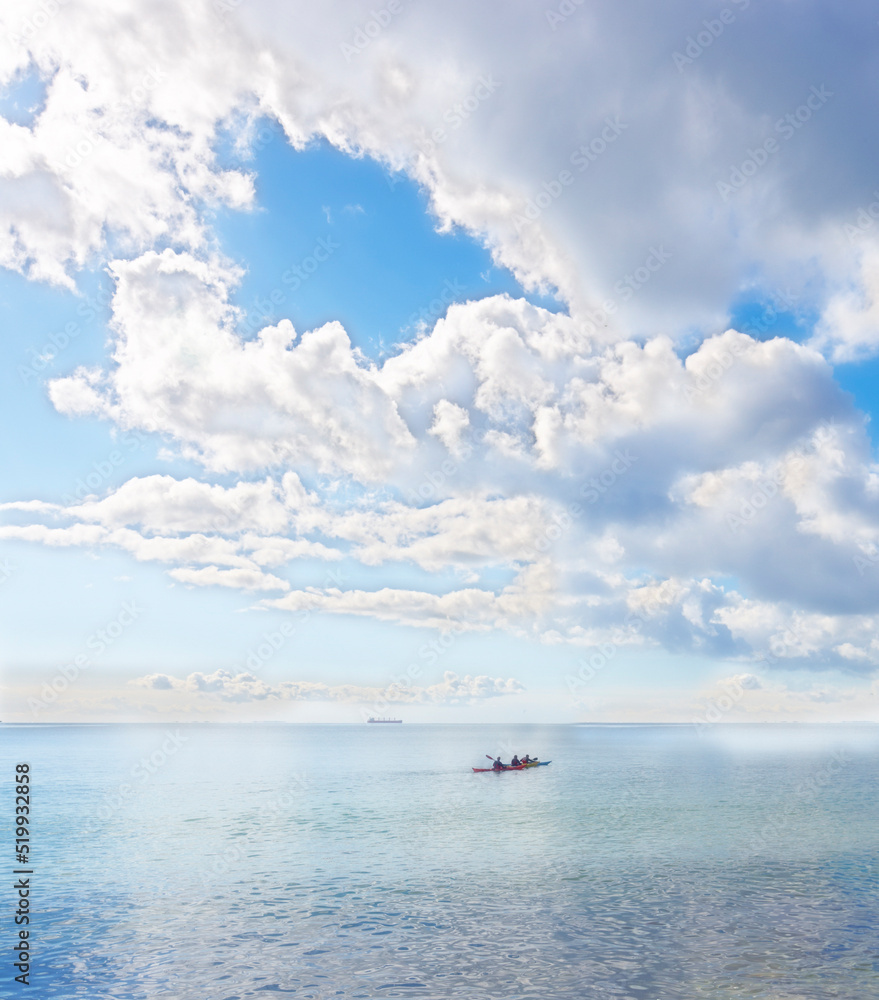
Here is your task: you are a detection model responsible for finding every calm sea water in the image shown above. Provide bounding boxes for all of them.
[4,722,879,999]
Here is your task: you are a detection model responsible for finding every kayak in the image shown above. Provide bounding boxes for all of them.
[471,761,551,772]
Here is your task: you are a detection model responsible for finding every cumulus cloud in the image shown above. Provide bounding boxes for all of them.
[6,301,879,666]
[131,668,523,704]
[712,596,879,672]
[45,266,853,502]
[428,399,470,455]
[49,250,415,479]
[2,0,878,336]
[0,474,337,593]
[0,2,257,287]
[236,0,879,340]
[168,566,291,592]
[68,475,292,534]
[813,247,879,362]
[262,562,556,633]
[5,0,879,684]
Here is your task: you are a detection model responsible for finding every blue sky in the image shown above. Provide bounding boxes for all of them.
[213,134,561,358]
[2,0,879,724]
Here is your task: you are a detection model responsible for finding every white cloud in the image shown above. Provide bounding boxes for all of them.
[71,475,292,534]
[49,249,415,479]
[233,1,879,342]
[428,399,470,454]
[1,0,875,335]
[168,565,290,592]
[295,493,554,571]
[5,0,879,684]
[713,597,879,671]
[0,3,257,287]
[6,303,879,665]
[813,246,879,362]
[131,668,523,704]
[261,566,555,633]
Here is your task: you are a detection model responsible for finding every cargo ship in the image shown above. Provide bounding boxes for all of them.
[367,717,402,723]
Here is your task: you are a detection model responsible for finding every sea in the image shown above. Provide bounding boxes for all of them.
[4,722,879,999]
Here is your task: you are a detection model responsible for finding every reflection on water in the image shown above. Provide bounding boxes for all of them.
[6,723,879,998]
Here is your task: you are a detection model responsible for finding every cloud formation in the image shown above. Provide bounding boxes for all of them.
[3,0,879,691]
[3,1,879,341]
[4,280,879,668]
[132,668,524,704]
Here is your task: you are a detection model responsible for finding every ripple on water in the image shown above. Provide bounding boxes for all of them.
[12,722,879,998]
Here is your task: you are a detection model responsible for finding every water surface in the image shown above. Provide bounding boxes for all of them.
[5,722,878,998]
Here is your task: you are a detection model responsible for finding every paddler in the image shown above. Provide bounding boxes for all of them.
[510,755,521,766]
[491,757,505,770]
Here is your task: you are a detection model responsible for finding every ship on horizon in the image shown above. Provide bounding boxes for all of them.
[367,717,402,723]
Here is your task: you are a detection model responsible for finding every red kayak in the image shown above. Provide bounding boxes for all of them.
[472,765,525,772]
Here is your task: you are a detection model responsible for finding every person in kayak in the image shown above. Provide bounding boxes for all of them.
[510,755,521,766]
[521,754,534,764]
[491,757,505,770]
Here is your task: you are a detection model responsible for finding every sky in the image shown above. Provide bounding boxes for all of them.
[2,0,879,724]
